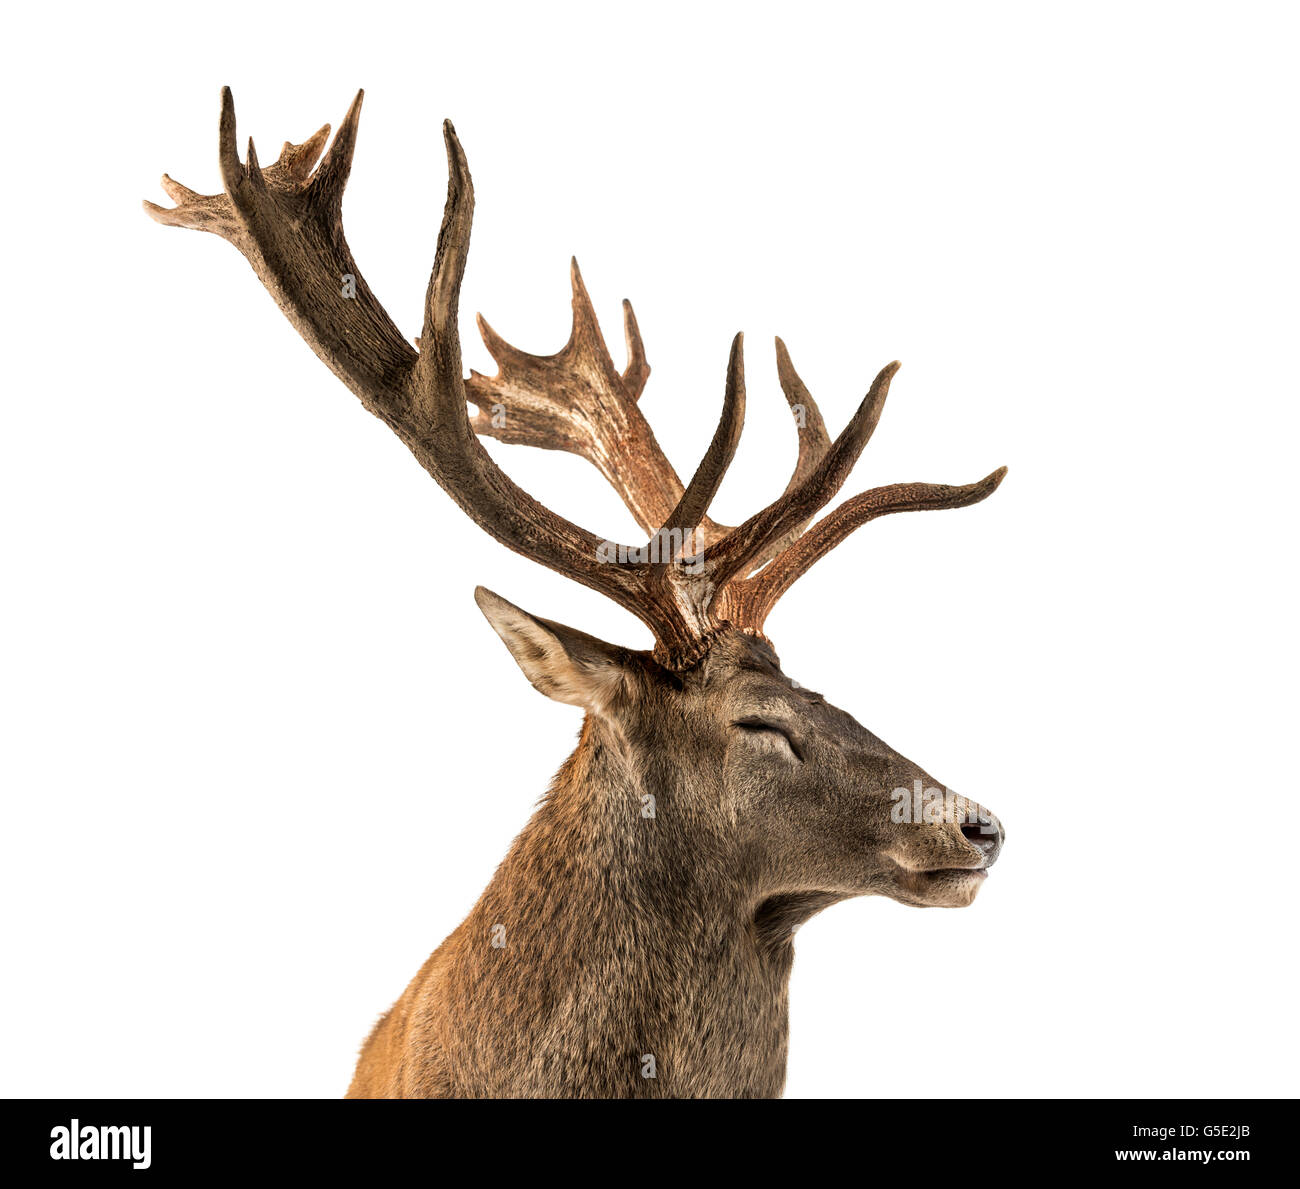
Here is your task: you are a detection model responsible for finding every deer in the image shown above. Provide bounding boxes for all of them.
[145,89,1007,1099]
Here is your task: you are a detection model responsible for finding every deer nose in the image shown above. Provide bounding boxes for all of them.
[960,813,1004,867]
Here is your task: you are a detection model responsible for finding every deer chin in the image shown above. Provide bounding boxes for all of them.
[889,865,988,909]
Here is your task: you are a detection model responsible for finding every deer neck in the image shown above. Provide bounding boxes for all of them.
[455,715,793,1097]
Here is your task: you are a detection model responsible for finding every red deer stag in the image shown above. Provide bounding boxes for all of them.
[146,90,1007,1099]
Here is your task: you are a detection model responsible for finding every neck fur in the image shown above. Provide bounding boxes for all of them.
[448,716,793,1097]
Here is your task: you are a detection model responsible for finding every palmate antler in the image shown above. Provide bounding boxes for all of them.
[146,90,1005,668]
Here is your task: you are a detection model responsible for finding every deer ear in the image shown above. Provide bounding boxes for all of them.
[474,587,630,713]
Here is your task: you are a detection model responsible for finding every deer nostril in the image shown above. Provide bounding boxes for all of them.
[961,818,1002,862]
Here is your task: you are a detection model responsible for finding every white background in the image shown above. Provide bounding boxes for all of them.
[2,2,1296,1098]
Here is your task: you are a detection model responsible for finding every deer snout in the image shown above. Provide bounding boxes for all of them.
[960,810,1004,867]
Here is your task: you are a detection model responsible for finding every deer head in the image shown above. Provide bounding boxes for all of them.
[475,592,1003,920]
[147,91,1006,1094]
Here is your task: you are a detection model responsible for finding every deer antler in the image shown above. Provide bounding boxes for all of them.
[465,262,834,560]
[468,281,1006,627]
[465,260,691,541]
[146,89,1005,668]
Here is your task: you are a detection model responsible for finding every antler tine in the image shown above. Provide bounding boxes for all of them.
[774,337,831,496]
[706,361,899,587]
[728,468,1008,630]
[276,124,332,184]
[656,333,746,550]
[714,337,835,575]
[217,87,243,197]
[621,298,651,400]
[309,88,363,211]
[566,258,612,366]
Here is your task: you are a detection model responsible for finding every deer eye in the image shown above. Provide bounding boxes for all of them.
[733,719,803,762]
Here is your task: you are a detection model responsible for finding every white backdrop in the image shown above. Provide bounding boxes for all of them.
[2,1,1296,1098]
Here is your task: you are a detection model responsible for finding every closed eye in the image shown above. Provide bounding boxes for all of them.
[733,719,804,762]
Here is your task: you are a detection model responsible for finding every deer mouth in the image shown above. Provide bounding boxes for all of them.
[908,866,986,887]
[891,863,988,907]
